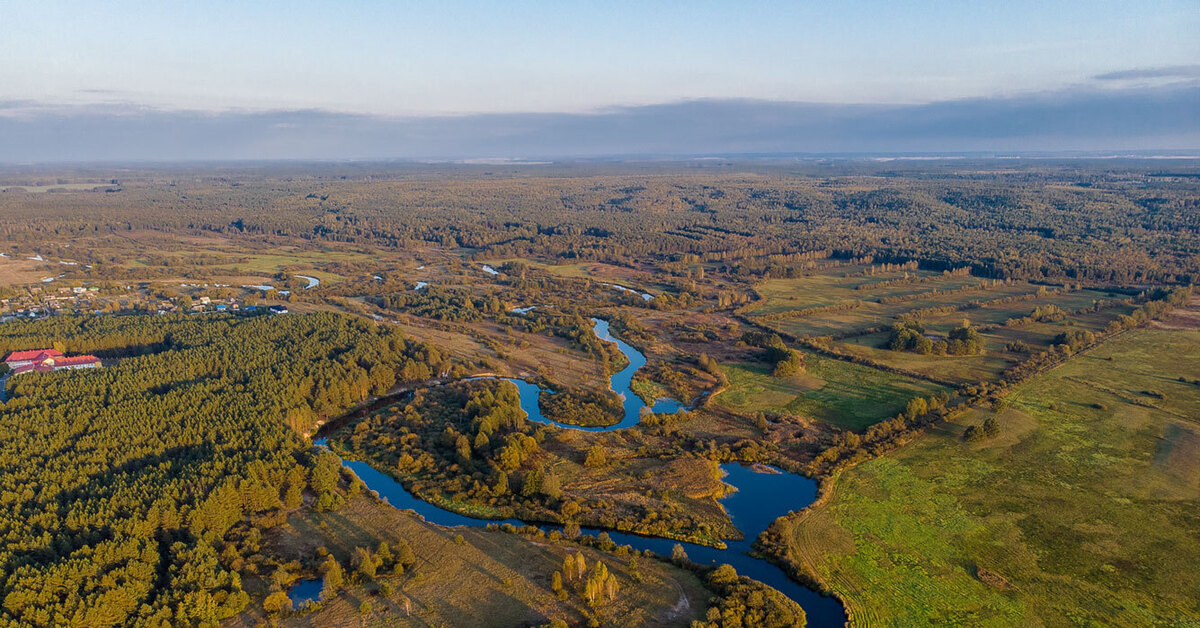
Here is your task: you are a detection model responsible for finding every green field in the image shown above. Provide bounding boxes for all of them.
[781,328,1200,626]
[912,289,1130,332]
[838,331,1013,383]
[485,258,662,295]
[0,183,111,193]
[748,269,1028,318]
[747,267,947,315]
[714,354,949,430]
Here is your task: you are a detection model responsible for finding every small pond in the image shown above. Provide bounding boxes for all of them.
[287,578,322,609]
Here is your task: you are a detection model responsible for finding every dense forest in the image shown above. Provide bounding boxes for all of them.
[0,313,449,626]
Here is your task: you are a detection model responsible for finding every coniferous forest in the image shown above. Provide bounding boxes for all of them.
[0,313,445,626]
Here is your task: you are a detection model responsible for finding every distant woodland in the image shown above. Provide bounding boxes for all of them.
[0,164,1196,285]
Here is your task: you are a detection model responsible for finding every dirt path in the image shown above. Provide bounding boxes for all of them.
[662,581,691,622]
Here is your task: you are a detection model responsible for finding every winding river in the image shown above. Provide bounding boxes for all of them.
[296,275,321,289]
[303,318,847,626]
[602,282,654,301]
[501,319,684,431]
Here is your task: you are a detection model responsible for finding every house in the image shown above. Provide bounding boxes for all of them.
[6,349,101,376]
[6,349,63,369]
[268,305,289,314]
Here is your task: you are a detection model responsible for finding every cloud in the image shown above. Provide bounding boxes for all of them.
[1093,65,1200,81]
[0,84,1197,162]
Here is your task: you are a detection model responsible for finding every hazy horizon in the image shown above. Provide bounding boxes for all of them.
[2,83,1198,163]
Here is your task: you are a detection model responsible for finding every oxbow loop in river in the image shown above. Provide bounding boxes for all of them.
[302,318,847,626]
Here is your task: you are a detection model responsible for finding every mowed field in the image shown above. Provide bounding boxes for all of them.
[780,327,1200,626]
[102,230,444,287]
[134,246,380,285]
[713,354,949,430]
[230,494,707,627]
[748,266,963,315]
[838,304,1128,385]
[0,183,112,193]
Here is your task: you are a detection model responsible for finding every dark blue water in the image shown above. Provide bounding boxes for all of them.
[288,578,322,609]
[306,318,847,626]
[324,451,844,627]
[337,456,528,528]
[591,465,842,627]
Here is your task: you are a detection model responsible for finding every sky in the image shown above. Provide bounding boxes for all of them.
[0,1,1197,160]
[4,0,1198,115]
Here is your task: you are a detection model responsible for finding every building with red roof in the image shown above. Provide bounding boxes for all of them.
[5,349,62,367]
[5,349,101,376]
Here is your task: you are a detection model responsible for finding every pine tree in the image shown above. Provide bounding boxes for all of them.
[352,546,378,579]
[320,555,344,600]
[396,539,416,567]
[584,444,607,467]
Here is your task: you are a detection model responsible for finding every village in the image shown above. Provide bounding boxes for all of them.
[0,281,290,321]
[0,281,289,387]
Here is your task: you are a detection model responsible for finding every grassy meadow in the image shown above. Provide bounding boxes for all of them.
[714,354,949,430]
[745,266,1142,385]
[386,317,613,390]
[779,327,1200,626]
[485,258,662,294]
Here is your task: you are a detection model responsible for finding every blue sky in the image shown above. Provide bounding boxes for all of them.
[2,0,1197,115]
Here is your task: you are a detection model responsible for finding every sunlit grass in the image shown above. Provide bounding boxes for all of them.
[787,328,1200,625]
